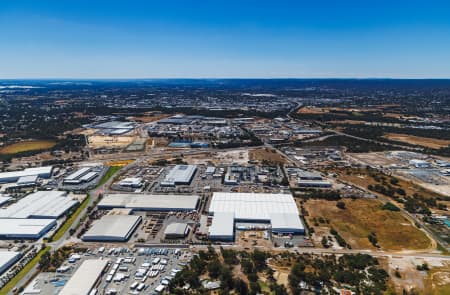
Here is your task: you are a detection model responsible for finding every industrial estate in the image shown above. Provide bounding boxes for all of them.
[0,79,449,295]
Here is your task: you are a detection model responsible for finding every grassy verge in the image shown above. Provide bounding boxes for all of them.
[97,166,121,187]
[50,194,91,242]
[0,246,51,295]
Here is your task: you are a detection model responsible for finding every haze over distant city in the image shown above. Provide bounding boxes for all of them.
[1,0,450,79]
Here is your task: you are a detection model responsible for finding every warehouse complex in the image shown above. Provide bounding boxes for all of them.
[0,218,56,239]
[98,194,199,212]
[0,166,53,183]
[0,251,21,275]
[161,165,197,186]
[208,192,305,241]
[63,166,100,185]
[82,215,142,242]
[59,259,109,295]
[0,191,78,219]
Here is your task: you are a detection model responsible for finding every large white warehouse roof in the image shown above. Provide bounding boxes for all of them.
[0,251,21,274]
[82,215,141,242]
[0,166,53,183]
[0,218,56,239]
[98,194,199,211]
[209,192,300,221]
[208,192,304,237]
[162,165,197,185]
[0,191,78,219]
[59,259,109,295]
[208,212,235,240]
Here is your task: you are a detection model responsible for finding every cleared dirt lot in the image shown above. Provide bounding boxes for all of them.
[384,133,450,149]
[87,135,136,148]
[304,198,432,251]
[249,148,288,165]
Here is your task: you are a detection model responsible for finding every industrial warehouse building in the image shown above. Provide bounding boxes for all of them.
[0,191,78,219]
[82,215,142,242]
[59,259,109,295]
[160,165,197,186]
[0,166,53,183]
[63,166,100,185]
[208,192,305,241]
[98,194,199,212]
[0,218,56,239]
[164,222,190,239]
[0,251,21,275]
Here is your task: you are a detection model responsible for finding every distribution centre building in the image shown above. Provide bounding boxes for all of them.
[161,165,197,186]
[0,166,53,183]
[0,218,56,239]
[82,215,142,242]
[59,259,109,295]
[208,192,305,241]
[0,191,78,219]
[0,251,21,275]
[98,194,199,212]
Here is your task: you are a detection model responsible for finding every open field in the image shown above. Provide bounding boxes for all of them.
[424,263,450,295]
[334,167,442,200]
[0,140,56,155]
[304,198,432,251]
[384,133,450,149]
[249,148,288,165]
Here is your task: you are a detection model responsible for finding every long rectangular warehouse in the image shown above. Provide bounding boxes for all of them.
[208,192,305,240]
[0,251,21,275]
[82,215,142,242]
[0,218,56,239]
[98,194,199,211]
[0,191,78,219]
[59,259,109,295]
[0,166,53,183]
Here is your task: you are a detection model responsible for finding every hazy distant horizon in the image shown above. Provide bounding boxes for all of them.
[1,1,450,79]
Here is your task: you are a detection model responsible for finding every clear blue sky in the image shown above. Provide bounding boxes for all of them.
[1,0,450,78]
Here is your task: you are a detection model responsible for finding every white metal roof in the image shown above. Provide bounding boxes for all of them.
[59,259,109,295]
[17,175,39,184]
[98,194,199,211]
[83,215,141,240]
[0,250,20,272]
[0,218,55,237]
[0,196,11,206]
[164,165,197,184]
[269,213,304,232]
[0,191,78,219]
[64,167,91,181]
[164,222,189,236]
[0,166,52,182]
[208,212,234,238]
[209,193,304,234]
[209,192,299,221]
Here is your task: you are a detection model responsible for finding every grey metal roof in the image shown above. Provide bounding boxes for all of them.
[83,215,141,240]
[59,259,109,295]
[98,194,199,211]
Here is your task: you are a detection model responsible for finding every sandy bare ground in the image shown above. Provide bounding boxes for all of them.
[384,133,450,149]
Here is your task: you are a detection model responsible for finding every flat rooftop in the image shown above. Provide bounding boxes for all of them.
[209,192,300,221]
[59,259,109,295]
[83,215,141,241]
[0,250,21,273]
[0,191,78,219]
[98,194,199,211]
[0,218,56,238]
